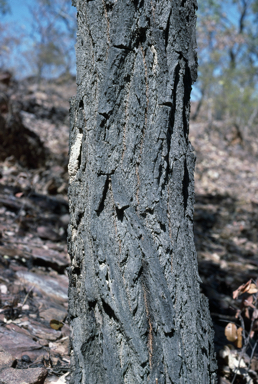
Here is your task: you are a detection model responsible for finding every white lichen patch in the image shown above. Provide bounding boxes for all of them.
[72,228,77,241]
[150,45,158,73]
[68,132,83,183]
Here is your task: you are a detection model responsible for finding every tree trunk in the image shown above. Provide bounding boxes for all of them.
[68,1,217,383]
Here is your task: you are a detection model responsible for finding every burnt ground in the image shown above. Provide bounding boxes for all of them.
[0,73,74,384]
[0,72,258,383]
[190,120,258,383]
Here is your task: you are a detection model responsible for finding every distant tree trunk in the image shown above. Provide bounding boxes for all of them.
[68,1,217,383]
[192,88,205,121]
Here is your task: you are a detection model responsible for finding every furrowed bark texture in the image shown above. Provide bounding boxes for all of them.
[68,1,217,383]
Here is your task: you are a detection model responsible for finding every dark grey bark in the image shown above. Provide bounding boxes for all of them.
[68,1,217,383]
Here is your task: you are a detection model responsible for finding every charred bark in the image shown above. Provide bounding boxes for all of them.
[68,1,217,383]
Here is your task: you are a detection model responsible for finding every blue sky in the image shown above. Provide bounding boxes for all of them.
[1,0,76,78]
[3,0,30,24]
[2,1,38,76]
[1,0,245,99]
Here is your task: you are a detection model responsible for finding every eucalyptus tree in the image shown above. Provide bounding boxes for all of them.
[26,0,76,80]
[194,0,258,134]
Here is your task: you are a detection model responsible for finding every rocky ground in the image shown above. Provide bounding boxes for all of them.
[0,71,258,383]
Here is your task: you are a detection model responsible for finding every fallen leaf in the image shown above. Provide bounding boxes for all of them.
[233,279,252,299]
[234,327,243,348]
[252,309,258,320]
[244,307,250,319]
[246,283,258,294]
[243,295,255,309]
[15,192,24,198]
[50,319,64,330]
[235,309,241,319]
[225,323,237,342]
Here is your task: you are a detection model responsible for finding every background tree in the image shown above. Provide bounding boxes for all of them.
[194,0,258,143]
[0,0,9,15]
[68,1,217,383]
[25,0,76,82]
[0,0,20,71]
[0,0,76,81]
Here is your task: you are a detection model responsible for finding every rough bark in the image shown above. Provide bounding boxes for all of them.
[68,1,217,383]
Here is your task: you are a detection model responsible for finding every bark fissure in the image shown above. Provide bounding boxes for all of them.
[164,7,172,52]
[143,284,153,369]
[102,299,119,322]
[121,68,133,162]
[182,157,189,212]
[96,176,109,216]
